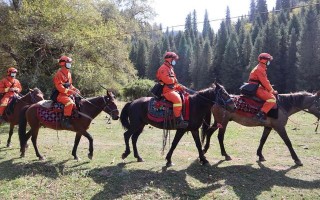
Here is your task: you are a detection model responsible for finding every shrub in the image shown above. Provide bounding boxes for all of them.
[122,79,154,100]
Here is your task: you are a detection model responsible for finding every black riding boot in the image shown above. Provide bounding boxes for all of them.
[255,111,266,122]
[61,116,72,129]
[0,115,4,124]
[175,115,188,129]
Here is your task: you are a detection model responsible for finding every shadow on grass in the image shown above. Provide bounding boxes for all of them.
[88,160,320,199]
[0,157,89,181]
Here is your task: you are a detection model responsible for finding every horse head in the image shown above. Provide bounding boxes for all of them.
[23,88,44,103]
[214,83,236,112]
[102,90,119,120]
[306,91,320,118]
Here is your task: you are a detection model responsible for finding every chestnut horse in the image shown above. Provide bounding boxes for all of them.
[201,91,320,166]
[120,83,236,167]
[18,91,119,160]
[1,88,44,147]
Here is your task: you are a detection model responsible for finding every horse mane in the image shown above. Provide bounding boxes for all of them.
[278,91,313,112]
[195,83,217,96]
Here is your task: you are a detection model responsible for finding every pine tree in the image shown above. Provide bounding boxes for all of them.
[277,26,289,92]
[249,0,256,22]
[221,32,243,93]
[136,40,148,78]
[226,6,232,35]
[147,43,161,80]
[202,10,211,39]
[256,0,269,24]
[286,28,298,91]
[296,6,320,90]
[199,40,212,88]
[176,34,191,85]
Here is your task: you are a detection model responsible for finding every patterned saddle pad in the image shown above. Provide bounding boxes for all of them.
[37,101,79,126]
[234,95,278,119]
[147,93,190,123]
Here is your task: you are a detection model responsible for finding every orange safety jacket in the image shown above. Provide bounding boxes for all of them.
[248,63,275,93]
[0,77,22,95]
[156,62,183,94]
[53,68,76,96]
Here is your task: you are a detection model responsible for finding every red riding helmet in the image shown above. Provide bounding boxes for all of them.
[164,52,179,60]
[7,67,17,76]
[258,53,273,64]
[58,56,72,66]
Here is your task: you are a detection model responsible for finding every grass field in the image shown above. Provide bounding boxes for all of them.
[0,102,320,199]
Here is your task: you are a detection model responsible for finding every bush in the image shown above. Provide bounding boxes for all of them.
[122,79,154,100]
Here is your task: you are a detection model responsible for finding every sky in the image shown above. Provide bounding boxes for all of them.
[151,0,277,31]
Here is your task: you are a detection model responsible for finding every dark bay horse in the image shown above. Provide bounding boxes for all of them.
[201,91,320,166]
[120,83,236,167]
[1,88,44,147]
[18,91,119,160]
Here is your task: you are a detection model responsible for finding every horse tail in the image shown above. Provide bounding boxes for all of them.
[201,111,211,145]
[120,102,132,130]
[18,105,29,150]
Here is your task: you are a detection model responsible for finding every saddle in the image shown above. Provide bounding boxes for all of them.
[234,95,278,119]
[147,92,190,123]
[4,95,18,116]
[36,98,81,126]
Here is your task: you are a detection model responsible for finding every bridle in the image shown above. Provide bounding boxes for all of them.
[16,90,43,104]
[101,95,119,118]
[214,87,234,109]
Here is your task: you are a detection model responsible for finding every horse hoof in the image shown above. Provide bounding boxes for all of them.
[225,155,232,161]
[122,153,129,160]
[166,162,174,167]
[20,153,25,158]
[6,143,11,148]
[39,156,45,160]
[259,157,266,162]
[202,161,210,166]
[88,154,93,160]
[295,160,303,166]
[137,158,144,162]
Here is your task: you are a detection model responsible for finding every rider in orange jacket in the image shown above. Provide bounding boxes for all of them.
[53,56,80,128]
[156,52,188,128]
[0,67,22,123]
[248,53,278,121]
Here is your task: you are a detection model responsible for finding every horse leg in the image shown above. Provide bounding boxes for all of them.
[30,127,45,160]
[217,126,232,160]
[20,130,32,158]
[257,127,272,162]
[191,130,209,165]
[132,127,145,162]
[82,131,93,160]
[165,129,185,167]
[6,123,14,147]
[72,133,82,161]
[203,122,219,154]
[122,129,133,160]
[275,127,302,166]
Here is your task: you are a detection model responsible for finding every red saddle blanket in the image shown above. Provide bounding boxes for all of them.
[234,95,278,118]
[147,93,190,122]
[37,102,78,127]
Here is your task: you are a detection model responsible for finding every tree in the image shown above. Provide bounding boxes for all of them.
[286,28,298,91]
[147,43,161,80]
[256,0,269,24]
[296,6,320,90]
[221,32,243,93]
[136,40,148,78]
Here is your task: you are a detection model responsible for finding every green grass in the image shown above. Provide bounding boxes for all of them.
[0,105,319,199]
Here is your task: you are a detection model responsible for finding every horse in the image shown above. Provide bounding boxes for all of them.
[120,83,236,167]
[18,91,119,161]
[201,91,320,166]
[1,88,44,147]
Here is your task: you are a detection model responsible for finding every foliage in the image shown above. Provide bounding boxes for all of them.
[121,78,154,100]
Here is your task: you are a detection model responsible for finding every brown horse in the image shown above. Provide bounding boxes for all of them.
[18,91,119,160]
[120,83,236,167]
[1,88,44,147]
[201,91,320,166]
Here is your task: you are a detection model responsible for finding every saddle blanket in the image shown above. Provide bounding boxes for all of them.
[234,95,278,119]
[147,94,190,123]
